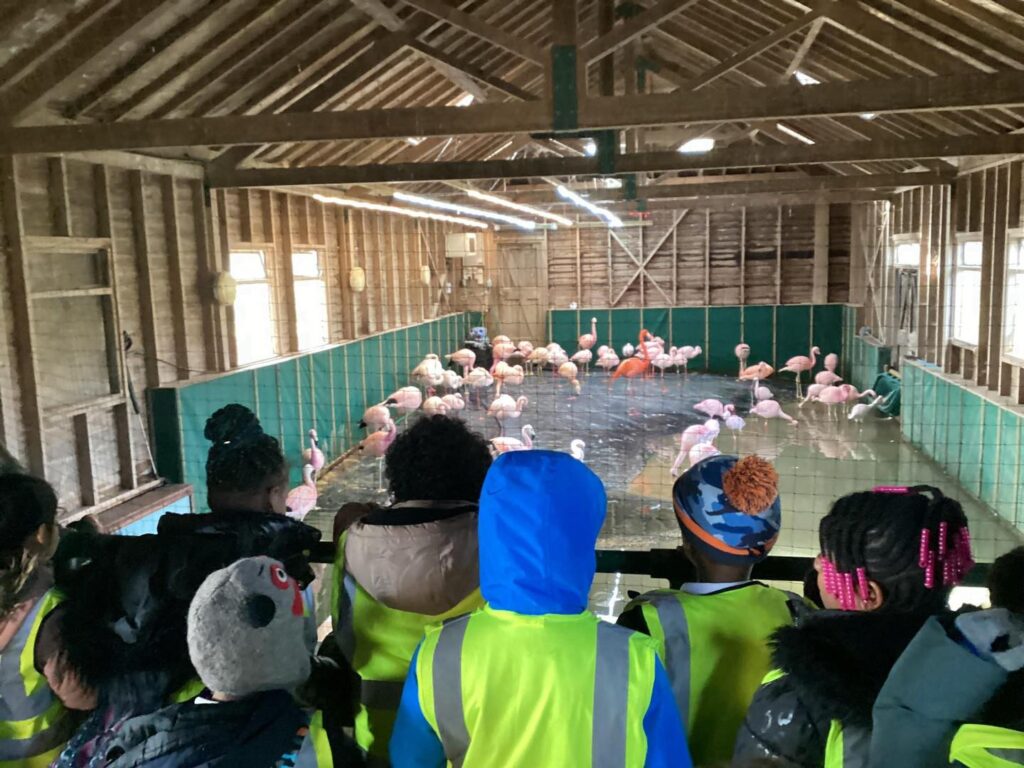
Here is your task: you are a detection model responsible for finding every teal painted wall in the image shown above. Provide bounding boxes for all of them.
[903,360,1024,532]
[840,305,892,394]
[548,304,845,376]
[150,313,472,514]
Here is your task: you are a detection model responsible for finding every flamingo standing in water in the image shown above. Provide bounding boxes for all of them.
[578,317,598,351]
[612,330,654,381]
[569,439,586,461]
[781,346,820,398]
[812,385,848,421]
[689,442,721,467]
[849,396,885,422]
[547,346,569,375]
[487,395,528,434]
[596,350,619,374]
[517,340,535,358]
[412,354,445,388]
[651,351,674,378]
[558,362,582,395]
[465,367,494,407]
[441,393,465,415]
[525,346,549,375]
[286,464,318,521]
[359,419,398,491]
[741,362,775,406]
[446,348,476,376]
[735,343,751,378]
[422,395,450,417]
[840,384,877,403]
[493,361,524,398]
[440,369,463,391]
[723,407,746,449]
[490,341,516,372]
[622,342,635,359]
[750,400,798,426]
[359,404,391,432]
[755,385,774,402]
[490,424,536,456]
[671,420,720,476]
[815,369,843,386]
[694,399,728,419]
[302,429,325,475]
[799,383,828,408]
[571,349,593,373]
[597,345,610,358]
[386,386,423,414]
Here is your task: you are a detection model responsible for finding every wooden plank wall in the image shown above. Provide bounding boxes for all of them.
[216,190,456,349]
[496,202,853,310]
[0,153,210,514]
[889,166,1024,403]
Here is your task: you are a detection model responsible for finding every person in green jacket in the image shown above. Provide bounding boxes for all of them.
[618,454,807,766]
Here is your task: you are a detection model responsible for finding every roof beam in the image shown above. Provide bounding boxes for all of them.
[399,0,546,64]
[683,9,825,91]
[781,16,825,82]
[9,70,1024,155]
[581,0,700,65]
[205,134,1024,187]
[408,41,537,101]
[1,0,167,124]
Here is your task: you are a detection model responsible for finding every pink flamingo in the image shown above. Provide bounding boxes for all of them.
[386,386,423,414]
[446,348,476,376]
[517,340,535,358]
[490,424,536,456]
[359,404,391,432]
[849,396,885,422]
[440,370,463,391]
[558,362,582,395]
[464,367,494,406]
[596,350,619,374]
[490,342,516,372]
[651,351,674,378]
[750,400,798,426]
[579,317,598,350]
[799,383,828,408]
[824,352,839,372]
[525,346,549,375]
[781,346,820,398]
[302,429,325,474]
[285,464,317,521]
[359,419,398,491]
[735,343,751,378]
[723,408,746,449]
[412,354,445,388]
[547,346,569,376]
[570,439,586,461]
[622,342,635,358]
[755,385,774,402]
[493,335,512,345]
[741,362,775,405]
[493,361,524,397]
[694,399,728,419]
[812,385,847,420]
[815,370,843,386]
[422,395,450,417]
[487,394,528,434]
[689,442,721,467]
[671,419,721,476]
[571,349,593,373]
[441,393,465,414]
[840,384,877,403]
[597,345,610,358]
[612,330,654,381]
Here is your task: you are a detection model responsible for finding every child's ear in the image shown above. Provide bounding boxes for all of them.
[34,522,59,557]
[861,579,885,611]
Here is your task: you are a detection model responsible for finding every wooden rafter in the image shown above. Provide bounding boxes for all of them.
[9,71,1024,155]
[580,0,700,64]
[781,16,825,81]
[400,0,546,64]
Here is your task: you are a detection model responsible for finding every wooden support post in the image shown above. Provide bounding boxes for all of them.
[672,219,678,304]
[299,197,312,245]
[398,220,412,325]
[575,223,582,306]
[239,189,253,242]
[278,194,300,352]
[989,166,1010,390]
[387,216,403,326]
[977,169,996,387]
[128,170,160,388]
[374,213,389,329]
[260,190,274,243]
[161,175,191,378]
[1,157,45,475]
[73,413,97,508]
[191,179,221,371]
[775,205,783,304]
[47,157,72,236]
[740,207,747,305]
[112,401,136,490]
[918,186,933,360]
[813,200,829,304]
[704,209,711,306]
[213,189,237,368]
[335,208,357,339]
[93,165,128,397]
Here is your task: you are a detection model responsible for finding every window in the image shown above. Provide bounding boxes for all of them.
[293,250,329,350]
[1005,239,1024,358]
[893,241,920,267]
[952,240,983,345]
[230,250,276,365]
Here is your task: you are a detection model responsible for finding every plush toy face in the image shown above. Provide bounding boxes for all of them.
[187,556,312,698]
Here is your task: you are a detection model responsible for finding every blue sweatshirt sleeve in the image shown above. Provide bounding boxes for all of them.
[390,646,447,768]
[643,657,692,768]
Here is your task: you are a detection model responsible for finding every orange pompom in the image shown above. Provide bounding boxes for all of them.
[722,456,779,515]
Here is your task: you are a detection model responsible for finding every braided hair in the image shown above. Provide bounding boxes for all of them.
[819,486,971,614]
[0,474,58,618]
[205,405,287,502]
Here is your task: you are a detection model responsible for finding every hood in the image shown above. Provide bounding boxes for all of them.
[479,450,606,615]
[771,609,938,728]
[345,502,479,615]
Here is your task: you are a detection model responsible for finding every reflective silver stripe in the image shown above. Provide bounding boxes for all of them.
[338,572,358,662]
[990,747,1024,762]
[593,622,631,768]
[0,710,74,761]
[649,595,691,727]
[0,595,53,721]
[841,724,871,768]
[433,617,470,768]
[361,678,406,709]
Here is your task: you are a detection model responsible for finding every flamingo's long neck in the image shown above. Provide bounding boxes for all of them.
[809,348,818,367]
[523,428,533,448]
[591,318,597,338]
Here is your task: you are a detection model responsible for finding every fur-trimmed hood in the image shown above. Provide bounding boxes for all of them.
[770,609,940,728]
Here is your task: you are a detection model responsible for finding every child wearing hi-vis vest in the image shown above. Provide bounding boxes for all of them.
[618,455,807,767]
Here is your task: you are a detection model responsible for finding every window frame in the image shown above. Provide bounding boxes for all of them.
[1003,236,1024,363]
[950,235,983,347]
[291,248,331,352]
[229,249,278,366]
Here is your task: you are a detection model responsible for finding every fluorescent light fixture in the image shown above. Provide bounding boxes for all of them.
[466,189,574,227]
[453,93,475,107]
[313,193,489,229]
[602,178,623,189]
[794,70,820,86]
[678,137,715,154]
[406,137,424,145]
[860,112,877,121]
[583,140,597,157]
[776,122,816,145]
[394,191,536,230]
[556,185,623,228]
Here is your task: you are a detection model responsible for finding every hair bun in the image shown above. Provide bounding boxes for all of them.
[204,404,264,446]
[722,455,779,515]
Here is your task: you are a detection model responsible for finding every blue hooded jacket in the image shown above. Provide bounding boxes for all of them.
[390,450,690,767]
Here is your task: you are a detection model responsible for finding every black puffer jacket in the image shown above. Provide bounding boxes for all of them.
[734,609,942,768]
[53,511,321,702]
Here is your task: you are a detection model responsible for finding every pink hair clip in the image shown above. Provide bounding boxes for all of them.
[873,485,911,494]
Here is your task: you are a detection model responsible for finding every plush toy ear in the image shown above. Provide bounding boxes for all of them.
[243,594,276,628]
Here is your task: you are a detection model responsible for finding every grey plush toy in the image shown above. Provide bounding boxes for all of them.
[187,556,312,698]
